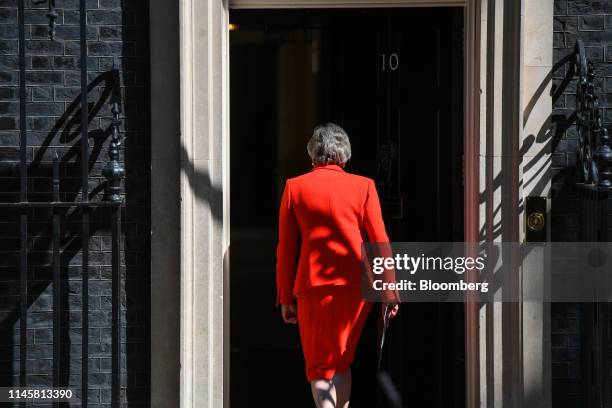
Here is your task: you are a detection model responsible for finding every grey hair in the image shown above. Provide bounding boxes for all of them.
[306,123,352,165]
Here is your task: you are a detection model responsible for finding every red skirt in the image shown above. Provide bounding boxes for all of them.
[297,285,372,382]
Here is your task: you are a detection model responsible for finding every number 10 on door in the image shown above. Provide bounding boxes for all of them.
[381,53,399,71]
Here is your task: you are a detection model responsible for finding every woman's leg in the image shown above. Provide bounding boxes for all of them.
[333,368,352,408]
[311,379,337,408]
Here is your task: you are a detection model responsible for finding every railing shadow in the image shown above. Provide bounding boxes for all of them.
[0,64,141,405]
[479,52,578,243]
[0,1,150,406]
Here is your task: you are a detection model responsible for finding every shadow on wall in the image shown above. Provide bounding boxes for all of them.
[478,53,577,242]
[179,142,224,222]
[0,46,149,408]
[549,53,580,198]
[0,69,115,397]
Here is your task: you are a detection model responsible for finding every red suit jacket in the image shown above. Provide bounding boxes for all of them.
[276,164,389,305]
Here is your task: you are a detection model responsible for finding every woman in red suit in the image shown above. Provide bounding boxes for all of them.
[276,123,399,408]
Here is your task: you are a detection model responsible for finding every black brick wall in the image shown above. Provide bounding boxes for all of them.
[0,0,150,406]
[552,1,612,406]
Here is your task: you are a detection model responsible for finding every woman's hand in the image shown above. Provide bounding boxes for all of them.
[384,302,399,320]
[281,303,298,324]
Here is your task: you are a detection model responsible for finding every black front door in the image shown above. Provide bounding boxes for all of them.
[230,8,464,407]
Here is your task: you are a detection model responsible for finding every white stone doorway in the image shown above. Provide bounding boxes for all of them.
[148,0,481,406]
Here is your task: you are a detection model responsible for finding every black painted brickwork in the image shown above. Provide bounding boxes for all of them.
[552,1,612,406]
[0,0,150,406]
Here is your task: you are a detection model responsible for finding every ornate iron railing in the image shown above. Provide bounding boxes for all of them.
[572,40,612,408]
[573,39,612,189]
[2,0,126,406]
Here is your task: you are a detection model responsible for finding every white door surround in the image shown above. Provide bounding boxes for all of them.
[149,0,481,407]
